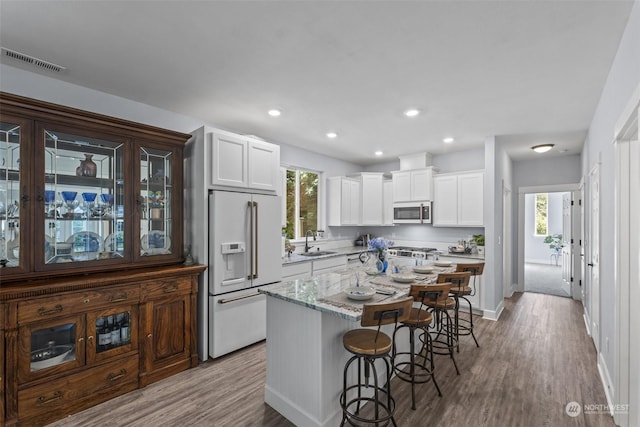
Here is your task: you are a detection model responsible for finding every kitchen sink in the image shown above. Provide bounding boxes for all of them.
[300,251,337,257]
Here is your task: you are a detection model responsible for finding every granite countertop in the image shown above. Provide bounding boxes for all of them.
[261,262,457,321]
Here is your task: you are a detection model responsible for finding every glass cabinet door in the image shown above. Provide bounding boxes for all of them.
[0,117,28,273]
[139,146,173,257]
[38,125,126,268]
[87,306,137,364]
[19,315,86,383]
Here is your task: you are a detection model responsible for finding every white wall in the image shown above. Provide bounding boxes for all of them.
[524,192,565,264]
[582,0,640,395]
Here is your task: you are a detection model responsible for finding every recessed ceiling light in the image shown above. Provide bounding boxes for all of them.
[326,132,337,139]
[443,137,454,143]
[531,144,554,153]
[375,151,383,156]
[268,109,281,117]
[404,109,420,117]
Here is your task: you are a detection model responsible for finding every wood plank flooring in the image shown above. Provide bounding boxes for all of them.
[46,292,615,427]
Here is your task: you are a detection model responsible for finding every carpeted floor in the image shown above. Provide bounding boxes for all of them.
[525,261,571,298]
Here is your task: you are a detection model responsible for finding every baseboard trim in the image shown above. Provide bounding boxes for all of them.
[583,313,592,337]
[482,300,504,321]
[597,352,615,416]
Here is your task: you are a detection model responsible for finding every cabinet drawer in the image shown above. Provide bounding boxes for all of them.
[18,286,141,323]
[18,355,138,420]
[312,256,347,272]
[143,278,192,299]
[282,262,312,279]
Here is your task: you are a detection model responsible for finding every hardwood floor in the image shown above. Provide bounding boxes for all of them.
[46,292,615,427]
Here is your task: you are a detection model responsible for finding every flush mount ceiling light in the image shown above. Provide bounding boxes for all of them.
[531,144,554,153]
[267,109,281,117]
[326,132,337,139]
[404,109,420,117]
[443,137,454,143]
[374,151,383,156]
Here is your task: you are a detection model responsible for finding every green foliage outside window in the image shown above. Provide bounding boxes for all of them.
[283,169,318,239]
[535,193,548,235]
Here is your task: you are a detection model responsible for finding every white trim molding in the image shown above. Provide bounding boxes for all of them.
[482,300,504,321]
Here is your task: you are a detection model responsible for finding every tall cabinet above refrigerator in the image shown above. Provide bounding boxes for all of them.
[185,126,281,360]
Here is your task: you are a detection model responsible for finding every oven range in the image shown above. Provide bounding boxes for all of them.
[387,246,438,259]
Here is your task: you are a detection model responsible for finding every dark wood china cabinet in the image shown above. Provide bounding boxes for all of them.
[0,93,205,426]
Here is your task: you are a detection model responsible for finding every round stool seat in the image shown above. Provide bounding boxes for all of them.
[450,285,472,296]
[402,307,433,327]
[343,329,392,356]
[426,297,456,310]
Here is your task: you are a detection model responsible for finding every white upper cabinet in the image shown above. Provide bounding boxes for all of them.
[327,176,360,226]
[433,170,484,227]
[356,173,384,225]
[383,179,393,225]
[210,131,280,192]
[391,167,436,202]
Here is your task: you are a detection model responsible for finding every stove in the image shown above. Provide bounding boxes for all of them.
[387,246,438,259]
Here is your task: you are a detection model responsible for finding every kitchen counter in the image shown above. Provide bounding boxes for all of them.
[260,263,457,427]
[281,245,366,265]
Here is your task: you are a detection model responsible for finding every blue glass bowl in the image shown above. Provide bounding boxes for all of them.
[100,194,114,205]
[81,192,97,202]
[61,191,77,202]
[44,190,56,203]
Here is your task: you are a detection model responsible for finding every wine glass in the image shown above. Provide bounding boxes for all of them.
[61,191,78,218]
[44,190,56,217]
[100,193,114,218]
[81,192,97,218]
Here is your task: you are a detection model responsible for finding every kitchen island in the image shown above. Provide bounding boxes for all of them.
[259,263,455,427]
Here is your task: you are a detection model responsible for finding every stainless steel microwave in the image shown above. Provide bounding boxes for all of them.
[393,202,432,224]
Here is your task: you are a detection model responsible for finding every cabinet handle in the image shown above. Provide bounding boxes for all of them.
[38,391,63,405]
[21,186,29,209]
[78,337,84,343]
[83,298,90,304]
[107,368,127,382]
[38,305,63,316]
[162,284,178,293]
[109,293,128,302]
[147,334,152,339]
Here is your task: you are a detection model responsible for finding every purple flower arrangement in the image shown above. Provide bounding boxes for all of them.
[367,237,394,254]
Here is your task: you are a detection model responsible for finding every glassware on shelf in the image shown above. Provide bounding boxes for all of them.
[75,153,97,177]
[61,191,78,218]
[81,192,97,218]
[44,190,56,217]
[100,193,114,218]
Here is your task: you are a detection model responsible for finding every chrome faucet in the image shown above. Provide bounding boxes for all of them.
[305,230,316,253]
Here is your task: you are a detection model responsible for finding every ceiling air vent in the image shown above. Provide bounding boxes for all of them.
[1,47,66,73]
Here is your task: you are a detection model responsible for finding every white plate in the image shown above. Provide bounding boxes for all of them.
[434,261,453,267]
[66,231,102,255]
[104,231,124,252]
[413,266,434,274]
[141,231,171,255]
[344,286,375,301]
[391,275,415,283]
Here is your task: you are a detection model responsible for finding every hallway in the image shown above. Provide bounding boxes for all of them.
[525,262,571,298]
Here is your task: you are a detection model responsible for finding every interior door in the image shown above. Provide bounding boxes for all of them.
[589,165,600,350]
[561,193,572,296]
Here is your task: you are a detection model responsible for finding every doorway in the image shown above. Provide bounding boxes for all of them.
[517,184,581,299]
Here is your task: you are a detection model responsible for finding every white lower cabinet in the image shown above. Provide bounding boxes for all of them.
[282,262,312,281]
[312,256,347,275]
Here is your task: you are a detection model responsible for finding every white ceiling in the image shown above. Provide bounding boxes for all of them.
[0,1,634,165]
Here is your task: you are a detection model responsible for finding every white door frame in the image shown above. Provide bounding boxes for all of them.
[587,163,600,352]
[517,183,580,294]
[503,182,513,297]
[612,87,639,427]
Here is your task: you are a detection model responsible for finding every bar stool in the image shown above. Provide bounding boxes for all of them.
[437,271,471,352]
[422,282,459,375]
[455,262,485,348]
[340,297,413,427]
[392,284,442,410]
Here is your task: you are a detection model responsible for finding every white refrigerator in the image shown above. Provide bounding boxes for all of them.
[208,190,282,358]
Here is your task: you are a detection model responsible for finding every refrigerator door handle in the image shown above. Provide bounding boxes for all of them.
[254,201,259,279]
[248,201,254,280]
